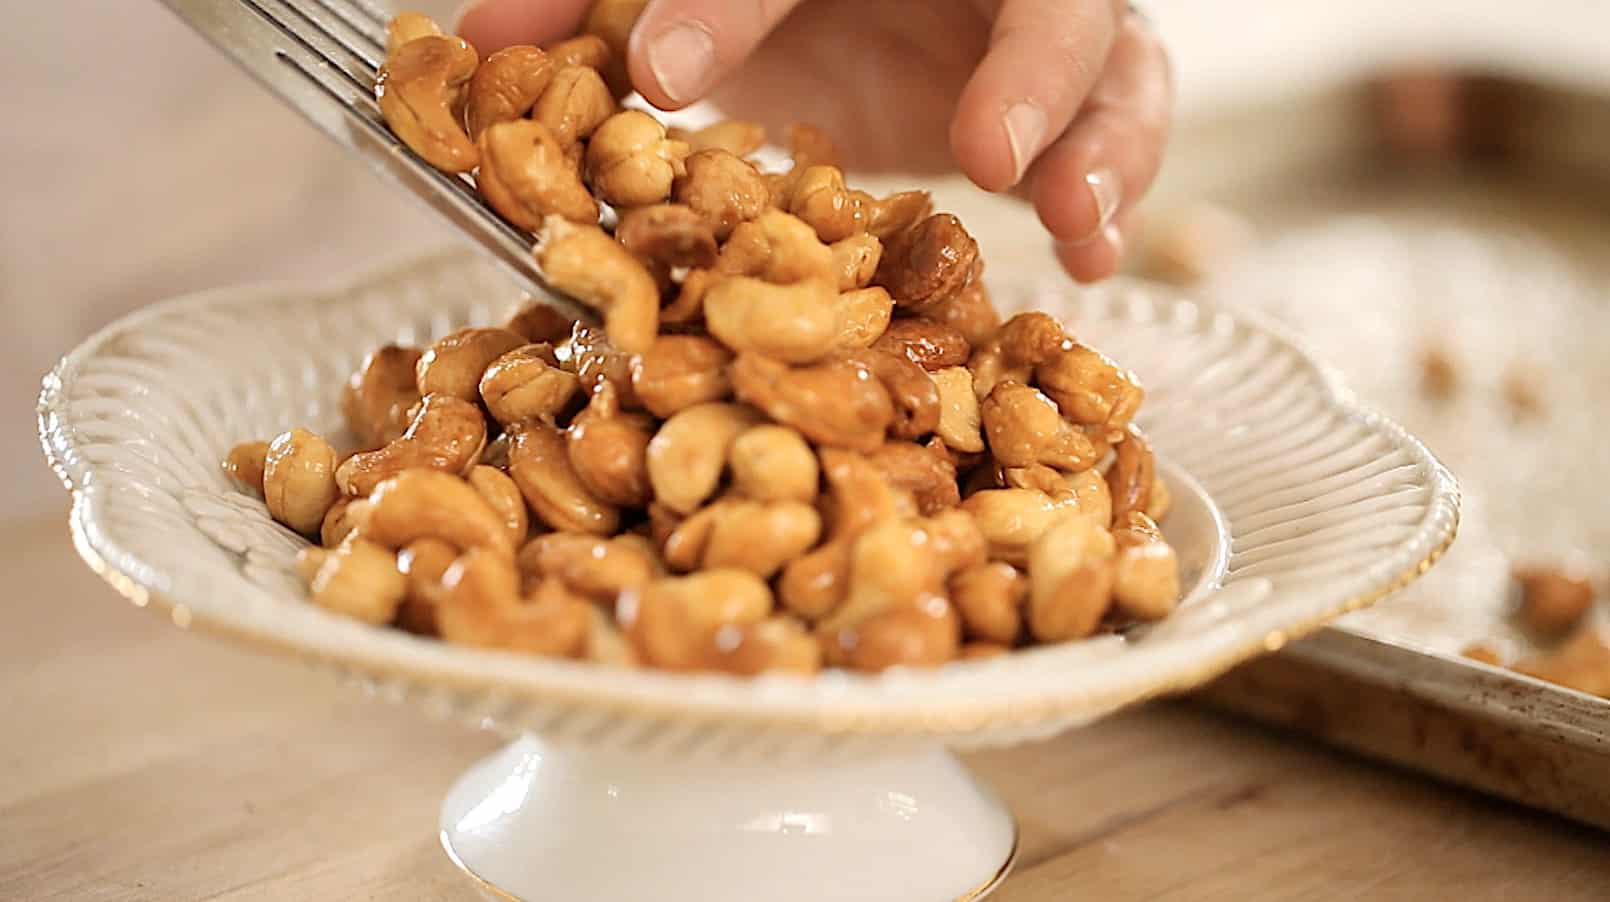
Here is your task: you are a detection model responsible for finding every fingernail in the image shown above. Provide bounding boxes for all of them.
[1002,101,1047,184]
[1077,168,1122,244]
[647,20,716,105]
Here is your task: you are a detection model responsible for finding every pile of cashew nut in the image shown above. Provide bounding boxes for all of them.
[221,7,1181,676]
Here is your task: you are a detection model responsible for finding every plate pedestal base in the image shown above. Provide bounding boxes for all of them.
[440,734,1018,902]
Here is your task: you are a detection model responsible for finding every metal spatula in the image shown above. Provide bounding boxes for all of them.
[156,0,594,321]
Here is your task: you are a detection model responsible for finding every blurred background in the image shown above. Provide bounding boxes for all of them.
[7,0,1607,566]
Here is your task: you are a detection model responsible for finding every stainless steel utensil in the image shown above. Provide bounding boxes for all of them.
[155,0,593,321]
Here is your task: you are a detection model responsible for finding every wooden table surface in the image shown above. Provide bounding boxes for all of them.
[4,514,1607,902]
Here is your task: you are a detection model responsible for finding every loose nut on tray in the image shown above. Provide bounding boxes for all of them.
[254,29,1186,677]
[1513,565,1596,636]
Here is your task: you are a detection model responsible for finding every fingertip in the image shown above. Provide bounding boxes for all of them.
[949,104,1021,194]
[1054,224,1124,283]
[1031,149,1112,245]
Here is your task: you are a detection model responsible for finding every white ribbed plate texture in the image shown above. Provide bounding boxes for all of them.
[39,249,1457,755]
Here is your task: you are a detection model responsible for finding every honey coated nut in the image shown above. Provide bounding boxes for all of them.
[480,343,582,426]
[950,562,1027,644]
[1027,516,1117,642]
[305,538,408,625]
[566,380,655,507]
[586,110,692,208]
[704,277,840,364]
[507,419,621,535]
[1036,342,1144,434]
[364,469,517,557]
[263,428,341,535]
[729,424,819,503]
[335,394,487,497]
[343,344,424,449]
[533,64,616,147]
[518,532,660,600]
[833,287,896,351]
[467,45,556,139]
[1111,511,1180,621]
[536,217,659,355]
[981,381,1099,471]
[468,465,530,548]
[223,440,269,493]
[871,317,972,371]
[676,119,767,157]
[376,34,479,172]
[615,204,719,270]
[438,549,592,657]
[478,120,601,228]
[673,149,771,240]
[730,353,894,453]
[1514,566,1596,636]
[629,334,733,418]
[644,402,761,515]
[385,11,441,53]
[417,327,527,402]
[708,616,823,676]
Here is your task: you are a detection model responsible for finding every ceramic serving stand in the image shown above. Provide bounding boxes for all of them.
[38,250,1458,901]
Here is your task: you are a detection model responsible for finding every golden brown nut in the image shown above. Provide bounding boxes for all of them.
[584,605,640,667]
[566,321,638,402]
[867,441,958,515]
[335,394,487,497]
[1036,343,1144,434]
[263,428,341,535]
[320,497,367,549]
[630,334,733,418]
[969,311,1067,399]
[295,546,327,584]
[536,217,658,354]
[925,279,1001,348]
[580,0,645,96]
[545,32,611,69]
[479,343,581,426]
[615,204,718,269]
[715,209,836,284]
[1061,467,1114,531]
[385,12,441,53]
[668,498,822,579]
[305,538,407,626]
[845,349,939,441]
[342,345,424,449]
[468,465,530,548]
[364,469,516,557]
[586,110,691,207]
[673,149,771,240]
[871,317,971,371]
[826,596,961,673]
[867,191,934,239]
[833,287,895,351]
[951,562,1027,644]
[1514,626,1610,697]
[532,64,615,147]
[566,381,654,507]
[396,537,457,634]
[376,34,479,172]
[675,119,766,157]
[1514,566,1596,636]
[961,488,1076,566]
[820,514,974,633]
[620,569,773,670]
[873,214,980,312]
[830,234,883,291]
[504,301,576,344]
[438,549,591,657]
[1111,511,1180,621]
[959,641,1011,661]
[416,327,527,402]
[645,402,761,514]
[1147,474,1172,522]
[931,366,984,453]
[466,46,555,138]
[478,120,601,229]
[784,166,873,242]
[224,440,269,493]
[506,419,620,535]
[1106,425,1156,523]
[704,277,840,364]
[730,353,894,453]
[777,450,915,620]
[729,425,819,503]
[518,532,659,600]
[708,616,822,676]
[1027,516,1117,642]
[982,382,1100,471]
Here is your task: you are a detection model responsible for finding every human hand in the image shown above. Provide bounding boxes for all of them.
[458,0,1172,282]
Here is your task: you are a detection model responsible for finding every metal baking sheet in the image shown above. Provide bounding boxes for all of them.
[1156,75,1610,828]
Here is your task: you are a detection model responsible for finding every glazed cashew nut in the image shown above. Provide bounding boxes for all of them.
[506,419,621,535]
[1036,342,1145,436]
[873,213,980,312]
[708,616,822,676]
[505,301,577,344]
[466,45,556,139]
[728,425,819,503]
[396,537,457,635]
[1105,425,1156,524]
[871,317,972,371]
[467,465,530,549]
[224,440,269,493]
[478,121,601,229]
[713,209,836,284]
[830,234,883,291]
[950,562,1028,645]
[376,34,479,172]
[729,353,894,453]
[960,487,1078,566]
[818,509,981,634]
[566,380,655,507]
[867,441,959,515]
[385,11,440,53]
[673,149,771,240]
[926,279,1001,348]
[705,277,841,364]
[263,428,341,535]
[981,381,1100,471]
[416,327,527,402]
[438,549,592,657]
[615,204,718,270]
[645,402,761,514]
[672,119,767,157]
[1027,516,1117,642]
[532,64,616,147]
[832,287,895,351]
[536,216,658,354]
[969,311,1067,399]
[585,110,692,208]
[544,33,612,72]
[335,394,487,497]
[663,497,822,579]
[1111,512,1180,622]
[931,366,984,453]
[320,496,369,549]
[362,469,517,558]
[303,537,408,626]
[618,568,773,670]
[826,595,961,673]
[518,532,660,600]
[343,344,423,449]
[1004,465,1113,531]
[846,349,940,441]
[479,343,581,426]
[629,334,733,418]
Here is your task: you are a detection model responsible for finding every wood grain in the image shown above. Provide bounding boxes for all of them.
[3,515,1607,901]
